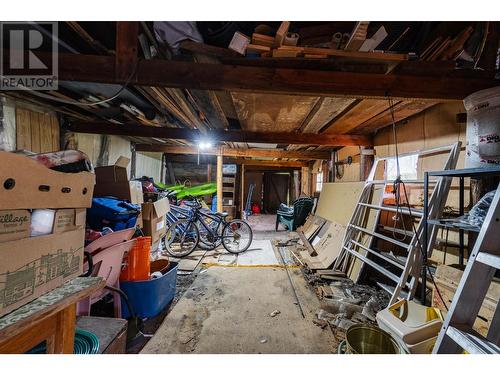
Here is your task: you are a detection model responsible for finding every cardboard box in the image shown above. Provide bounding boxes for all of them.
[141,197,170,243]
[0,151,95,210]
[94,156,130,184]
[93,180,144,205]
[93,157,143,205]
[0,210,30,243]
[0,209,85,317]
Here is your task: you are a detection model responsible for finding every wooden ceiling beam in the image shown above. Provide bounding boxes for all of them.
[135,144,331,160]
[164,153,307,168]
[6,52,497,100]
[66,121,372,146]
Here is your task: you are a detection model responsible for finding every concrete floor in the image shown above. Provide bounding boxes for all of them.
[141,240,336,354]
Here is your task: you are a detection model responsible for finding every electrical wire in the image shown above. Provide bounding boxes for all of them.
[2,61,138,107]
[386,94,449,310]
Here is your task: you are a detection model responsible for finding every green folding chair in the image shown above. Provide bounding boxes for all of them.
[275,197,314,231]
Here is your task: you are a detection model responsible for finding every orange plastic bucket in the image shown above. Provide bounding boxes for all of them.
[120,237,151,281]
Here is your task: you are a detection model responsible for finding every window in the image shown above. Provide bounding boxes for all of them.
[316,172,323,192]
[386,154,418,181]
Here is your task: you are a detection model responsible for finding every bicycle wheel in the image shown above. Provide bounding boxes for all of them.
[222,219,253,254]
[197,220,223,250]
[164,219,199,257]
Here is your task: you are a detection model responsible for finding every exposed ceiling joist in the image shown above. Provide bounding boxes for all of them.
[9,52,497,100]
[135,144,331,160]
[67,121,372,146]
[164,153,308,168]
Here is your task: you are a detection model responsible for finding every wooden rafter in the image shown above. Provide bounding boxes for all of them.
[6,52,497,100]
[135,144,331,160]
[164,153,308,168]
[66,121,372,146]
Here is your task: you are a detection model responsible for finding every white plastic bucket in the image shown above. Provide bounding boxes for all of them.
[463,86,500,168]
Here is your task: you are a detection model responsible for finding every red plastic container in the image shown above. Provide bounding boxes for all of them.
[120,236,151,281]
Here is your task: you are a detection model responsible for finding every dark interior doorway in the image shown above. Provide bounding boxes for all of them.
[263,172,290,213]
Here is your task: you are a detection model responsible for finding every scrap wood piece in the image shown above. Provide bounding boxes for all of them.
[251,33,275,48]
[441,26,474,60]
[359,26,388,52]
[345,21,370,51]
[274,21,291,47]
[298,231,317,256]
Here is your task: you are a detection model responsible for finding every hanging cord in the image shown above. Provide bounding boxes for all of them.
[5,61,139,107]
[386,94,448,310]
[387,96,407,241]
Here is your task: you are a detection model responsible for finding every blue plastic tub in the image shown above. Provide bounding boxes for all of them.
[120,261,178,319]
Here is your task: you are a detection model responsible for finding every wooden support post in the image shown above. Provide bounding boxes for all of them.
[240,164,245,217]
[115,22,139,80]
[360,146,375,181]
[207,163,212,182]
[301,166,312,196]
[216,146,223,213]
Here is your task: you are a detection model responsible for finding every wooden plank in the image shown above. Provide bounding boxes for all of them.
[217,149,223,212]
[251,33,275,48]
[29,111,41,153]
[50,114,60,151]
[135,144,331,160]
[354,100,439,134]
[0,277,105,343]
[160,153,309,167]
[345,22,370,51]
[298,231,317,256]
[323,99,389,134]
[7,52,498,100]
[115,22,139,80]
[231,92,320,133]
[15,107,32,151]
[68,121,373,147]
[275,21,291,47]
[299,97,358,134]
[39,112,53,152]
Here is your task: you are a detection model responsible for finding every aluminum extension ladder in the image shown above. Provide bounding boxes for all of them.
[433,183,500,354]
[333,142,461,306]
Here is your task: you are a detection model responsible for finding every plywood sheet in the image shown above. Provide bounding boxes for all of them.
[300,221,346,270]
[315,182,365,225]
[300,97,357,133]
[39,113,53,152]
[324,99,387,134]
[231,93,318,133]
[29,111,41,153]
[15,108,31,151]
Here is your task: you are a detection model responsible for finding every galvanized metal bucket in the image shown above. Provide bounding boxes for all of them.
[343,324,404,354]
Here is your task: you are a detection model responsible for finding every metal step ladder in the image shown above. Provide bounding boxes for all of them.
[433,183,500,354]
[333,143,461,305]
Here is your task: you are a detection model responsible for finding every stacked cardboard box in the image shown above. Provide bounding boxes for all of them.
[93,156,144,206]
[141,196,170,245]
[0,151,95,317]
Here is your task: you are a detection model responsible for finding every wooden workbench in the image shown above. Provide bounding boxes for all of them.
[0,277,105,354]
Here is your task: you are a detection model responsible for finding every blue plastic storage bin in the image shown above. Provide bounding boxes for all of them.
[120,262,178,319]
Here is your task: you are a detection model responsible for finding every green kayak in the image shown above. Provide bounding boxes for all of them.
[177,183,217,199]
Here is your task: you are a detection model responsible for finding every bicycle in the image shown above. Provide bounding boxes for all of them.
[163,197,253,258]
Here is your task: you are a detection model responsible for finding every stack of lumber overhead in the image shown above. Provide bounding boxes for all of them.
[345,22,370,51]
[420,26,475,61]
[241,21,409,61]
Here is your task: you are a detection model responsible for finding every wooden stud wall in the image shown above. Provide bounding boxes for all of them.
[16,107,59,152]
